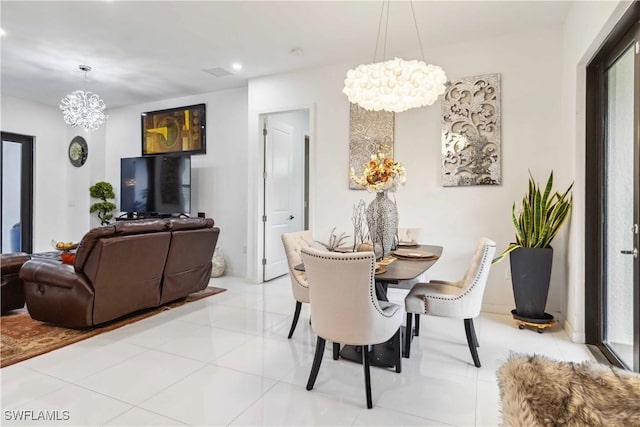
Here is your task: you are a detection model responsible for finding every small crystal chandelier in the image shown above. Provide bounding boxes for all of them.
[60,65,108,131]
[342,1,447,113]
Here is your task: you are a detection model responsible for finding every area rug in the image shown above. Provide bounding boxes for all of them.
[497,353,640,427]
[0,286,226,368]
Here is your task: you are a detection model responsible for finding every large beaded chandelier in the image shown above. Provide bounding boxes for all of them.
[342,1,447,113]
[60,65,108,131]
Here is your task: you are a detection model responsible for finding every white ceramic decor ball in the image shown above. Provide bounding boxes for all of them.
[211,248,226,278]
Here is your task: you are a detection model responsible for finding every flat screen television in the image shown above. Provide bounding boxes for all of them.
[120,154,191,215]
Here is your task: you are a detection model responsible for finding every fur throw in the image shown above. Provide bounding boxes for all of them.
[497,354,640,427]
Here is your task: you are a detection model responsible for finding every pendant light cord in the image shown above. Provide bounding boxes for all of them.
[372,1,385,62]
[382,0,389,61]
[410,0,426,62]
[373,0,424,63]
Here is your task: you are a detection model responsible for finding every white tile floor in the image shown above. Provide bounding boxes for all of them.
[0,276,595,426]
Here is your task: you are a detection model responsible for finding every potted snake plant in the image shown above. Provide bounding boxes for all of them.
[493,171,573,321]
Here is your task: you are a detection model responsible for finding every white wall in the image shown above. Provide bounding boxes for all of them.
[1,95,130,250]
[104,87,248,276]
[0,95,71,251]
[248,27,570,315]
[2,88,249,276]
[66,125,108,236]
[561,0,632,342]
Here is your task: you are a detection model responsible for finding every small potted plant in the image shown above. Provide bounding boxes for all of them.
[89,181,116,225]
[315,227,350,251]
[493,171,573,322]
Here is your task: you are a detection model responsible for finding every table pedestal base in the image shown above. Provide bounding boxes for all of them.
[338,327,404,370]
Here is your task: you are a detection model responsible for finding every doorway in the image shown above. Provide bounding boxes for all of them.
[261,109,310,281]
[585,3,639,372]
[1,132,34,254]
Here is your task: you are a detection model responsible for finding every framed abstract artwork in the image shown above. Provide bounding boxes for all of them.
[141,103,206,155]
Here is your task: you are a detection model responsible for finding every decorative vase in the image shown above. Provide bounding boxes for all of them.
[509,247,553,319]
[211,248,226,278]
[357,242,382,254]
[366,191,398,259]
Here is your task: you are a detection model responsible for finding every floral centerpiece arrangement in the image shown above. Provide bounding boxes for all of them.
[350,146,405,258]
[350,146,406,192]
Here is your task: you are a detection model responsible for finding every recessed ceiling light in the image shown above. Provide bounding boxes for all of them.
[0,28,6,37]
[231,63,242,71]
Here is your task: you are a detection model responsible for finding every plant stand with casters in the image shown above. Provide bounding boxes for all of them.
[511,309,555,333]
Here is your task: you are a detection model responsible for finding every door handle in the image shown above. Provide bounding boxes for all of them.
[289,215,295,220]
[620,248,638,259]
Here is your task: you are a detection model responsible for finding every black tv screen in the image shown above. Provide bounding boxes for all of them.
[120,155,191,215]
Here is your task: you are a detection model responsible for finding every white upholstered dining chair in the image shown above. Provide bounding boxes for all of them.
[403,237,496,367]
[397,227,422,245]
[281,231,317,338]
[301,247,403,409]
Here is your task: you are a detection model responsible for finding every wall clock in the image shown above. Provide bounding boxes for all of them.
[68,136,88,167]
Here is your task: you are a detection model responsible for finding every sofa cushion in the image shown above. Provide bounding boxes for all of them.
[84,232,171,324]
[1,253,31,274]
[114,219,169,235]
[1,253,31,313]
[160,226,219,304]
[74,225,116,271]
[168,217,214,231]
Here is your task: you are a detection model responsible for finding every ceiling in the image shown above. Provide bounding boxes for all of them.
[1,1,572,109]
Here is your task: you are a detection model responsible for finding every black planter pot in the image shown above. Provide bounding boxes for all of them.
[509,247,553,319]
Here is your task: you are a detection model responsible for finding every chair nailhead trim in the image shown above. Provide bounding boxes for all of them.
[421,243,495,314]
[303,250,392,317]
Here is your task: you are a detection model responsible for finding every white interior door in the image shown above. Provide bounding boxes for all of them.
[263,118,302,281]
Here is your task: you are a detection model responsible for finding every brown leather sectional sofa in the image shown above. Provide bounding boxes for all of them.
[19,217,220,328]
[1,252,31,313]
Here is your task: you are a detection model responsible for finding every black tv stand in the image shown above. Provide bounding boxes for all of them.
[116,212,191,221]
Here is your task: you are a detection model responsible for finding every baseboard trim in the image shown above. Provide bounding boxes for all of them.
[480,305,582,338]
[564,319,586,343]
[481,303,513,315]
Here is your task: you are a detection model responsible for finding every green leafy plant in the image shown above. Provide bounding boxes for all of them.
[493,171,573,264]
[89,181,116,225]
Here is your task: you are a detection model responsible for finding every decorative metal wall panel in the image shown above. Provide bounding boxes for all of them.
[441,74,501,186]
[349,103,394,190]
